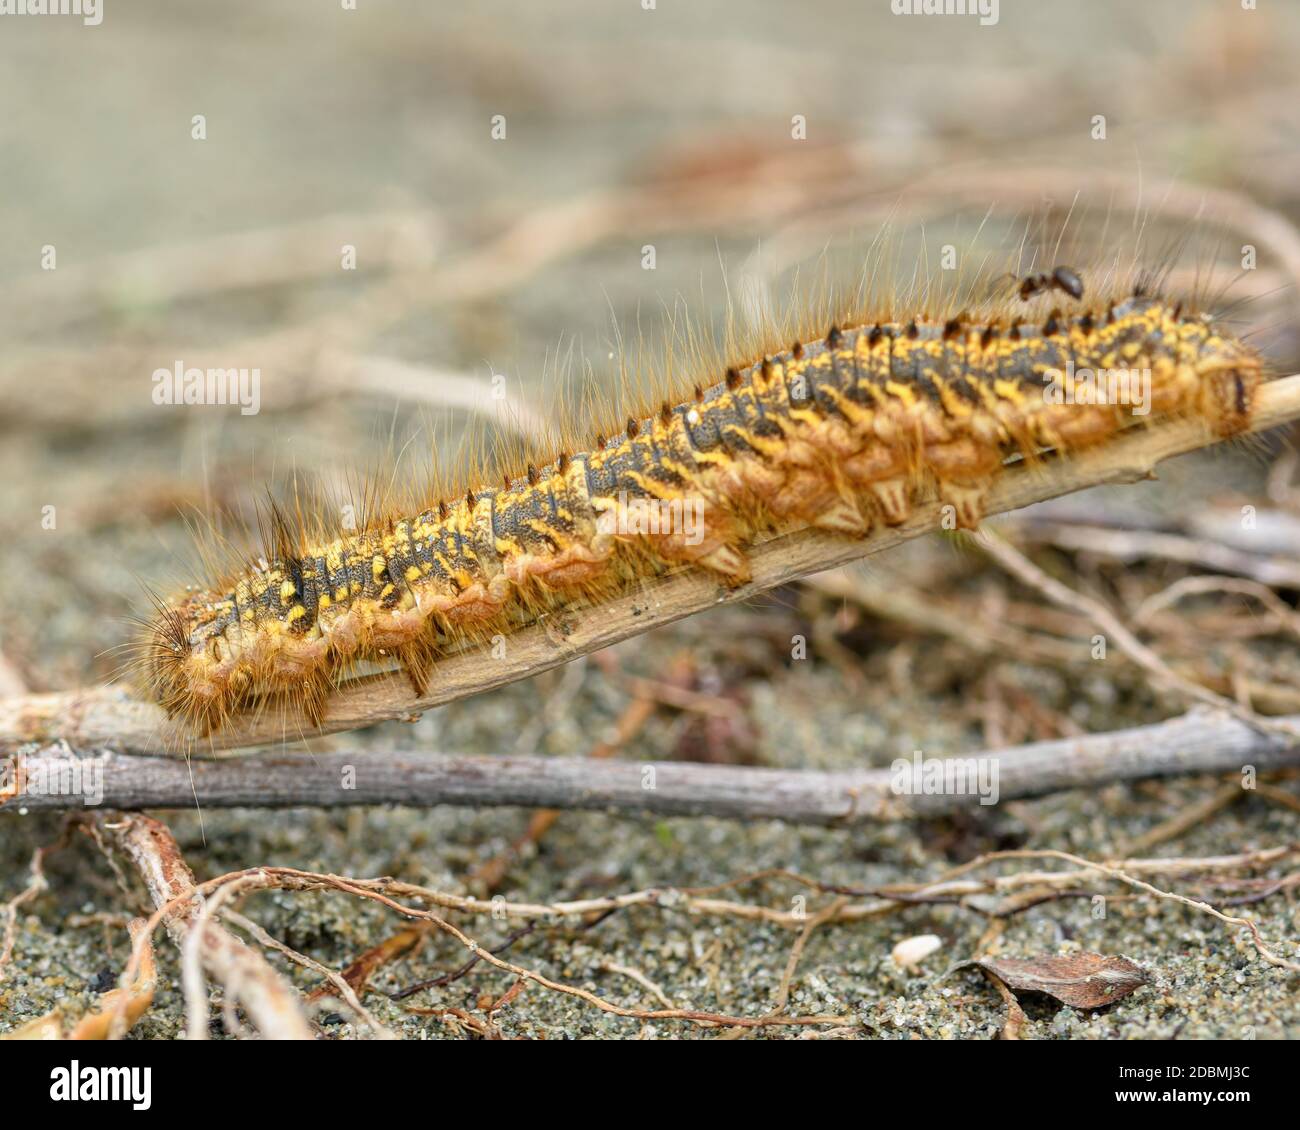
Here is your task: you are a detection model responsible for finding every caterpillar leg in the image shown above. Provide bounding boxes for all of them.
[1203,364,1259,436]
[935,481,988,530]
[1032,406,1123,452]
[924,437,1003,529]
[398,644,434,697]
[764,467,870,535]
[694,543,751,585]
[866,477,914,526]
[644,521,752,585]
[299,673,331,729]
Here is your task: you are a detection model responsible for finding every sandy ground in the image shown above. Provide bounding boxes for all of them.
[2,1,1299,1039]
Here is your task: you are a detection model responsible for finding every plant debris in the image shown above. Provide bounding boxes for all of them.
[959,952,1150,1011]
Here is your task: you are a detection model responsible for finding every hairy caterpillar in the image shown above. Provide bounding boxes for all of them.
[133,258,1266,737]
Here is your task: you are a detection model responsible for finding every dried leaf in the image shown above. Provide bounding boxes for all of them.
[979,969,1027,1039]
[959,952,1149,1010]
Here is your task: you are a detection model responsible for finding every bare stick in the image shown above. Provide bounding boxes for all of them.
[5,708,1295,822]
[2,373,1300,758]
[94,813,314,1040]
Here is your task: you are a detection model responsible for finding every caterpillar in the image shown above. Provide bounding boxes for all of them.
[133,261,1266,738]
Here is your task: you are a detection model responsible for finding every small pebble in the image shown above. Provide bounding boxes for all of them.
[891,934,943,970]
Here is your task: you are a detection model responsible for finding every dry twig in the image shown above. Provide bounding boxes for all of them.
[92,813,314,1040]
[4,708,1296,821]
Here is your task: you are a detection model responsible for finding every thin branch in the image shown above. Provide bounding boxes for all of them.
[6,708,1297,822]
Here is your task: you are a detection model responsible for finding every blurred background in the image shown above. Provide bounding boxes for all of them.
[2,1,1300,1040]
